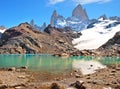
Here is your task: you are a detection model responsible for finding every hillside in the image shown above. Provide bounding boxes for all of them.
[0,23,79,54]
[97,31,120,56]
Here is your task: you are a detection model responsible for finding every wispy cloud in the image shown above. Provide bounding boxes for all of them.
[48,0,65,5]
[72,0,111,5]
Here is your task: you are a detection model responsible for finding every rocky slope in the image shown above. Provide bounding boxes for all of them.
[0,23,80,54]
[97,31,120,56]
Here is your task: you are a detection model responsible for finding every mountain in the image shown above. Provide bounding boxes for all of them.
[50,10,66,27]
[30,19,46,31]
[72,19,120,50]
[0,23,79,54]
[97,31,120,56]
[72,4,88,21]
[50,4,89,31]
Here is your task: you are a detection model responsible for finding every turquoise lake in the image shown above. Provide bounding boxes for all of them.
[0,54,120,74]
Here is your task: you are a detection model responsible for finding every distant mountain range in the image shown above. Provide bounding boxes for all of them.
[50,4,89,31]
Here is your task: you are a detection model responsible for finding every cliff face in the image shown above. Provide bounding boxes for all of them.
[72,4,88,21]
[0,23,79,54]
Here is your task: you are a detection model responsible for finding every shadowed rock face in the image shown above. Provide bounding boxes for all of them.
[0,23,78,54]
[72,4,88,21]
[98,31,120,56]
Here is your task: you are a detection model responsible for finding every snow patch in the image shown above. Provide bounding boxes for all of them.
[72,20,120,50]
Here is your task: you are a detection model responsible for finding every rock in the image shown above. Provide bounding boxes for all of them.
[70,81,86,89]
[53,53,70,57]
[18,75,26,79]
[15,86,24,89]
[61,53,70,57]
[58,39,65,44]
[67,87,76,89]
[50,83,60,89]
[111,70,116,73]
[75,73,81,78]
[116,68,120,71]
[0,85,7,89]
[8,67,16,72]
[20,66,27,69]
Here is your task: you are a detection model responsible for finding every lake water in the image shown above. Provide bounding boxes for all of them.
[0,54,120,74]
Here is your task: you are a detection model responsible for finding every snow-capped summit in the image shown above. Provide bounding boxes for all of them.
[72,19,120,50]
[50,4,89,31]
[72,4,88,21]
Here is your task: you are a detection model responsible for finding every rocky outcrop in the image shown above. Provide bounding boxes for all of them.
[0,23,78,54]
[72,4,88,21]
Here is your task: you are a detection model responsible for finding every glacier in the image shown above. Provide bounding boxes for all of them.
[72,19,120,50]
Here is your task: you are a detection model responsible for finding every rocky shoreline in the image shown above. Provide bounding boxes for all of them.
[0,64,120,89]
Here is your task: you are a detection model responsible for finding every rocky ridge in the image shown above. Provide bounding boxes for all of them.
[0,23,80,54]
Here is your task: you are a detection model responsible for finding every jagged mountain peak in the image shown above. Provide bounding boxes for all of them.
[52,10,58,17]
[72,4,89,21]
[76,4,82,8]
[50,4,89,31]
[98,14,107,20]
[50,10,65,27]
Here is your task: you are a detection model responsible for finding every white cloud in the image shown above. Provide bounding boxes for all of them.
[48,0,65,5]
[72,0,111,5]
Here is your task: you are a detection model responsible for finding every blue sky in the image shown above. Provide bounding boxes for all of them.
[0,0,120,28]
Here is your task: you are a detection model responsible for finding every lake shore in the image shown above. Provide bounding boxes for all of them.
[0,64,120,89]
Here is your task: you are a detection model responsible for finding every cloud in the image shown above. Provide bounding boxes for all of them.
[48,0,65,5]
[72,0,111,5]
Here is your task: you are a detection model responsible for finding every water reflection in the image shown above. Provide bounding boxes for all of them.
[72,60,106,75]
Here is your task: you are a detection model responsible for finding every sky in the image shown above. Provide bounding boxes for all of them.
[0,0,120,28]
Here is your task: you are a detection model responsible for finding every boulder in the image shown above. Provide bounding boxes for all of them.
[70,81,86,89]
